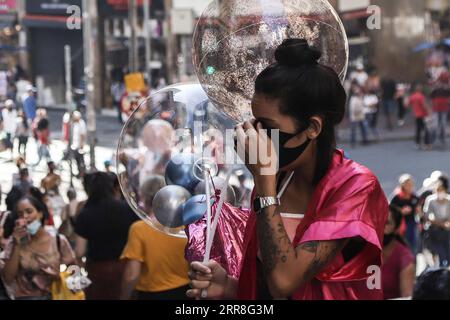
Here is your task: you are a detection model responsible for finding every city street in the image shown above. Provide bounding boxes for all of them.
[341,139,450,195]
[1,0,450,304]
[0,109,120,208]
[1,107,448,209]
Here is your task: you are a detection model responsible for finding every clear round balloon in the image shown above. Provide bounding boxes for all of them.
[193,0,349,123]
[117,83,249,238]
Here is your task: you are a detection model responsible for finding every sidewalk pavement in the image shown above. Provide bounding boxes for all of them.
[337,114,450,145]
[44,107,450,149]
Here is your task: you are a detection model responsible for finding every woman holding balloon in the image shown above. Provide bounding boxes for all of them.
[187,39,389,300]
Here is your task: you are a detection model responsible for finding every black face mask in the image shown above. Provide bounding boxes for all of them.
[383,233,396,246]
[267,129,311,170]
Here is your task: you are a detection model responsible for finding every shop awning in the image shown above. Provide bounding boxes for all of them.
[341,9,371,20]
[22,14,82,29]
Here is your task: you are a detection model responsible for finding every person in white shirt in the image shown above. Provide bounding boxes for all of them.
[350,63,369,87]
[364,91,380,141]
[1,100,17,160]
[423,177,450,267]
[349,85,369,147]
[70,111,87,179]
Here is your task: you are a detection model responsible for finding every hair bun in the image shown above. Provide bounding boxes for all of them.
[275,39,322,67]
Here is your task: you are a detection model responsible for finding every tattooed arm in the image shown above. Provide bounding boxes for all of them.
[256,203,348,299]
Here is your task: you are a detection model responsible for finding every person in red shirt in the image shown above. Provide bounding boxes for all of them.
[33,117,52,167]
[408,83,431,149]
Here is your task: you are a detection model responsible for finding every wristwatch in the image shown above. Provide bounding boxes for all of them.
[253,197,280,214]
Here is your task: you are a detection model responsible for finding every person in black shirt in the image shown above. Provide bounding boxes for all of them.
[391,174,420,254]
[381,78,397,130]
[74,172,138,300]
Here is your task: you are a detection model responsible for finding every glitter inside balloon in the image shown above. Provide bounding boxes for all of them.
[193,0,349,123]
[117,83,241,237]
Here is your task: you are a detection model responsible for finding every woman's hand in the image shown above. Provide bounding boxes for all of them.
[235,120,277,196]
[12,222,28,245]
[186,261,229,300]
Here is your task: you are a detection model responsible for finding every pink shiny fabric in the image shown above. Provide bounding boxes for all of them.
[185,197,251,279]
[238,150,389,300]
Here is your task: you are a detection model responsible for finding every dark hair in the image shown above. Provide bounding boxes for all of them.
[67,187,77,201]
[19,168,29,177]
[413,268,450,300]
[388,203,409,247]
[14,196,49,225]
[108,172,120,190]
[5,186,23,212]
[85,172,115,204]
[255,39,347,184]
[389,204,403,230]
[37,118,49,131]
[438,176,449,192]
[28,187,50,223]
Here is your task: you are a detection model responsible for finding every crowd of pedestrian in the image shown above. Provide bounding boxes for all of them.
[345,61,449,150]
[0,159,193,301]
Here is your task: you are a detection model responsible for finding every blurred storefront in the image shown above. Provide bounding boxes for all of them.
[336,0,450,82]
[0,0,21,69]
[99,0,166,88]
[22,0,84,107]
[337,0,372,69]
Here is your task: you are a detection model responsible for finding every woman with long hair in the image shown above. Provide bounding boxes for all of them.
[1,196,75,300]
[381,205,416,300]
[74,172,138,300]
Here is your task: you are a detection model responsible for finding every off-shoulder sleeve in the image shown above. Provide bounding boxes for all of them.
[299,177,389,281]
[300,177,387,249]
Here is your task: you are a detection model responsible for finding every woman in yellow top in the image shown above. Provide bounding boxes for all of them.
[120,176,191,300]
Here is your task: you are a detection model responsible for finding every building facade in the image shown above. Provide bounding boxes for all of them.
[0,0,20,70]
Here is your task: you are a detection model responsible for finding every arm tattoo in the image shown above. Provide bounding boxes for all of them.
[299,240,347,283]
[256,207,347,283]
[256,207,297,274]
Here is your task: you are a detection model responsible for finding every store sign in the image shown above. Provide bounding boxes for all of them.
[102,0,146,12]
[339,0,370,12]
[99,0,164,19]
[0,0,16,14]
[124,72,147,92]
[26,0,82,16]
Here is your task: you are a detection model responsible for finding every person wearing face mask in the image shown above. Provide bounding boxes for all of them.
[423,177,450,267]
[1,196,75,300]
[188,39,389,300]
[381,206,416,300]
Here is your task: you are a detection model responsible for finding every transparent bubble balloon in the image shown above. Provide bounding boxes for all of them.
[193,0,349,123]
[117,83,245,238]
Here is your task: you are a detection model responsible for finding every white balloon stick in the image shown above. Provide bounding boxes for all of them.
[203,170,212,264]
[204,166,233,265]
[201,169,213,299]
